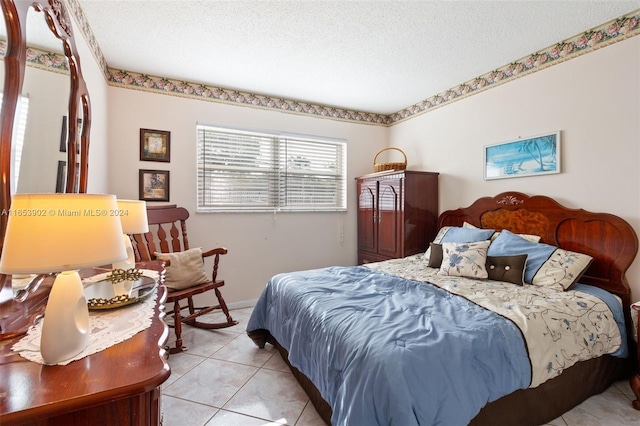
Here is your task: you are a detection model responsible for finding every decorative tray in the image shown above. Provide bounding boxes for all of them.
[84,276,157,310]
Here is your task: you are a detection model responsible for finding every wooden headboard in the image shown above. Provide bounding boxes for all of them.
[438,192,638,327]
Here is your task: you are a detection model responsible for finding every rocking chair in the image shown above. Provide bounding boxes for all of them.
[131,205,238,353]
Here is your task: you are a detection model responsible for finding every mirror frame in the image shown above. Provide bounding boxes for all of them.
[0,0,92,339]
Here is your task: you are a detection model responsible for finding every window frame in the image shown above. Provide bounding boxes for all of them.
[196,124,347,213]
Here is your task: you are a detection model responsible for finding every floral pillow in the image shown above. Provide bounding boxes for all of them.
[439,240,490,278]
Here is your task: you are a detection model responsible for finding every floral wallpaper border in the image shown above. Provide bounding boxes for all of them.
[55,3,640,126]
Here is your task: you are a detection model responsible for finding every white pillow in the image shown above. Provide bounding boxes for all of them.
[154,247,210,291]
[438,240,490,279]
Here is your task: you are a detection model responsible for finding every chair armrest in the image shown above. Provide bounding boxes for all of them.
[151,255,172,267]
[202,248,228,257]
[202,248,228,281]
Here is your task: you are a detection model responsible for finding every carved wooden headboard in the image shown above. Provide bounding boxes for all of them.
[438,192,638,327]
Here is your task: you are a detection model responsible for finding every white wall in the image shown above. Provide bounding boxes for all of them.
[106,89,388,304]
[15,68,68,193]
[71,14,110,194]
[389,36,640,301]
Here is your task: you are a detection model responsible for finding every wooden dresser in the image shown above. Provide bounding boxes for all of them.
[632,304,640,410]
[356,170,439,264]
[0,261,170,425]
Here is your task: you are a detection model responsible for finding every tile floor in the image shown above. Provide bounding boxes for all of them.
[161,307,640,426]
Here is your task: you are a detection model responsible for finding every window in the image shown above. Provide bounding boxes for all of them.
[197,125,346,212]
[6,94,30,193]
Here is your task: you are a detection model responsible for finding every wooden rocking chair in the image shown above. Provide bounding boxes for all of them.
[131,205,238,354]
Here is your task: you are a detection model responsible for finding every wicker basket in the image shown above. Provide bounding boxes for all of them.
[373,147,407,172]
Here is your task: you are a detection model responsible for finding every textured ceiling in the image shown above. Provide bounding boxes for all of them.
[75,0,640,115]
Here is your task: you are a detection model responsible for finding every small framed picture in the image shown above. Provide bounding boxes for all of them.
[59,116,68,152]
[139,169,170,202]
[140,128,170,162]
[55,161,66,192]
[59,116,81,154]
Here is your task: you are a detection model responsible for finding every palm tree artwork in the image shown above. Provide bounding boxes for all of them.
[484,132,559,180]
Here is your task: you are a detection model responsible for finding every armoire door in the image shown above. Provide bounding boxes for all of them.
[377,178,402,258]
[357,179,378,254]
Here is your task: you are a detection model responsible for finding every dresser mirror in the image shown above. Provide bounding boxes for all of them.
[0,0,92,338]
[14,7,72,194]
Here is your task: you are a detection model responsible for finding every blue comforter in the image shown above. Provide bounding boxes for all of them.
[247,266,532,425]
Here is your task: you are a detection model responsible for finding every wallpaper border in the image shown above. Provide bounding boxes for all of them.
[60,3,640,126]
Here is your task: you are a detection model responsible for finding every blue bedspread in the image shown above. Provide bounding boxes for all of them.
[247,266,532,425]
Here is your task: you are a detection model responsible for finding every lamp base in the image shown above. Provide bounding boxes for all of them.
[40,270,89,364]
[112,234,138,297]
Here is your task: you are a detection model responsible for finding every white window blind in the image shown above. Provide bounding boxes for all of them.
[197,125,346,212]
[6,94,30,193]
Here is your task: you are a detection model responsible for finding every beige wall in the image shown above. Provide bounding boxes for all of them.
[71,14,111,194]
[70,8,639,304]
[105,89,388,305]
[389,36,640,301]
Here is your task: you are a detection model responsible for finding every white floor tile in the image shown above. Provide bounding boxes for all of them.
[212,333,276,367]
[223,368,309,424]
[161,395,218,426]
[263,351,292,373]
[561,388,640,425]
[164,358,258,408]
[294,402,326,426]
[175,327,240,358]
[205,409,287,425]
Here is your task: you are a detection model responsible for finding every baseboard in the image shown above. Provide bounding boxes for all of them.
[228,299,257,310]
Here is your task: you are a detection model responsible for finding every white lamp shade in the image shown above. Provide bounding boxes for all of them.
[0,193,127,274]
[117,199,149,234]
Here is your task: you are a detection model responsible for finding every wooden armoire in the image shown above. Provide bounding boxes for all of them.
[356,170,439,264]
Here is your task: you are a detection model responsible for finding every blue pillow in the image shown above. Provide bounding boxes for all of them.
[487,229,556,284]
[440,227,495,243]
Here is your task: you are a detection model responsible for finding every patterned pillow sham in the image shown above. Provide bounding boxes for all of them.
[486,254,528,286]
[487,230,593,290]
[424,226,495,263]
[438,240,490,278]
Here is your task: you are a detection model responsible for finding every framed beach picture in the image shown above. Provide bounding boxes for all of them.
[484,131,561,180]
[139,169,170,202]
[140,128,170,162]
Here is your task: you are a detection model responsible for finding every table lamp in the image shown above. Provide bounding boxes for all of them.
[110,199,149,296]
[112,199,149,272]
[0,194,127,364]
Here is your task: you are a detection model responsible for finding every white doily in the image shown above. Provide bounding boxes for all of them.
[11,270,160,365]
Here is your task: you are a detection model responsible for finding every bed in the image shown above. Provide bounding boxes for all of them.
[247,191,639,425]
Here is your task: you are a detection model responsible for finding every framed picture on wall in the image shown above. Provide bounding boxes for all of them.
[59,116,81,153]
[484,131,561,180]
[56,161,66,192]
[56,161,80,192]
[139,169,170,202]
[59,116,67,152]
[140,128,170,162]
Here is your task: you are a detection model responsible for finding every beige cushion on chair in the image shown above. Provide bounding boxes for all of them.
[154,248,210,291]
